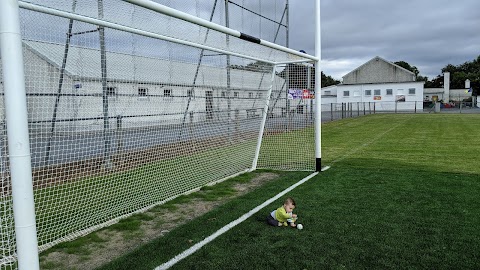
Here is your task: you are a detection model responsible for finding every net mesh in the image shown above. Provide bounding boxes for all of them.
[0,0,314,266]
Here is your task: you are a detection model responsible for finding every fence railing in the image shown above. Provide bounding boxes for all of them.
[320,101,480,122]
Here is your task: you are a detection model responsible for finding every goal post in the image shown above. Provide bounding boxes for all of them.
[0,0,40,269]
[0,0,321,268]
[315,0,322,171]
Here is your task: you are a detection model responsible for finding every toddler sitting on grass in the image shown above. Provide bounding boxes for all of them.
[266,197,297,227]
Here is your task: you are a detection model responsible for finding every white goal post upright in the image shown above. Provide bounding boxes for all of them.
[315,0,322,171]
[0,0,40,269]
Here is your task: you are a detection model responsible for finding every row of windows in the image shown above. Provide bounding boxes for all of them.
[106,87,262,98]
[343,88,416,97]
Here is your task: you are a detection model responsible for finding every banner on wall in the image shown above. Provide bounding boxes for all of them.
[288,89,314,99]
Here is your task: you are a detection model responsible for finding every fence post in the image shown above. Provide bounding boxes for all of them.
[460,101,462,113]
[116,115,123,154]
[0,0,40,268]
[415,101,417,113]
[363,102,365,115]
[330,103,333,121]
[395,101,397,113]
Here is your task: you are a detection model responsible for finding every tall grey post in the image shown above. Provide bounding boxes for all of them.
[0,0,40,268]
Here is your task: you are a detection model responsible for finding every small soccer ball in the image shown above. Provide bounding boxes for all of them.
[297,224,303,230]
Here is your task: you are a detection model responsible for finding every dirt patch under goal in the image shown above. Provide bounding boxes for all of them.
[40,172,278,270]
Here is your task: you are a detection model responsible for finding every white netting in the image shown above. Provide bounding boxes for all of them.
[0,0,315,266]
[258,63,316,170]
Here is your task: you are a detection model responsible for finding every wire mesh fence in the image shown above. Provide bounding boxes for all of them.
[0,0,315,267]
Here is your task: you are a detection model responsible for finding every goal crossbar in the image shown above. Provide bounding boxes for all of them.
[122,0,319,62]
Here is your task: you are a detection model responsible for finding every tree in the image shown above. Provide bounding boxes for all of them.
[394,60,420,78]
[277,64,340,89]
[440,55,480,94]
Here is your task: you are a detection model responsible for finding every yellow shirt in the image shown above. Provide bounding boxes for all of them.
[274,206,292,223]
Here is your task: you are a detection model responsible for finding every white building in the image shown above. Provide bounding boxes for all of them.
[320,56,424,111]
[424,72,473,102]
[2,40,286,132]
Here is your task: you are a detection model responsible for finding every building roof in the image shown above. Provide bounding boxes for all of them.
[341,56,416,85]
[23,40,283,90]
[343,56,414,79]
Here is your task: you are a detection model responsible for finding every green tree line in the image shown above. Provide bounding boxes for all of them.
[395,56,480,95]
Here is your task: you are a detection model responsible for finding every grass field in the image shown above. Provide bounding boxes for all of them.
[96,114,480,269]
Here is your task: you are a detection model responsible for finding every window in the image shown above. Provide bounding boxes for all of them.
[343,91,350,97]
[365,90,371,96]
[164,89,172,97]
[258,93,263,99]
[221,91,227,97]
[408,88,416,95]
[187,89,194,97]
[354,91,360,97]
[138,88,148,97]
[374,89,381,96]
[234,92,239,98]
[107,87,116,96]
[248,92,254,99]
[386,89,393,95]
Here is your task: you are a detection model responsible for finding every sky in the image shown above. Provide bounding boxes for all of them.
[17,0,479,82]
[289,0,480,80]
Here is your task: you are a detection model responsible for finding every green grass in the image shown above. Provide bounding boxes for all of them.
[38,169,269,261]
[98,114,480,269]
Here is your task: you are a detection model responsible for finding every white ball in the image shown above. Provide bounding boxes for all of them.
[297,224,303,230]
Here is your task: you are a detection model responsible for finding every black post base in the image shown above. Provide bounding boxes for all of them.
[316,158,322,172]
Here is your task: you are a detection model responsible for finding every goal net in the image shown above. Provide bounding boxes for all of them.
[0,0,317,267]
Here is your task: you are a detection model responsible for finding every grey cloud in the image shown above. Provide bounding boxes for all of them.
[289,0,480,79]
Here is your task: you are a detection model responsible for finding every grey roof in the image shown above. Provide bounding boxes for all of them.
[23,40,283,90]
[342,56,415,79]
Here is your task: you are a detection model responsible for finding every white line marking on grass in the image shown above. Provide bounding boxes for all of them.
[154,167,330,270]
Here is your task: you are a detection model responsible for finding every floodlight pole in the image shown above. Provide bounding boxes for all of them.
[225,0,232,141]
[44,0,77,166]
[285,0,290,131]
[0,0,40,269]
[314,0,322,171]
